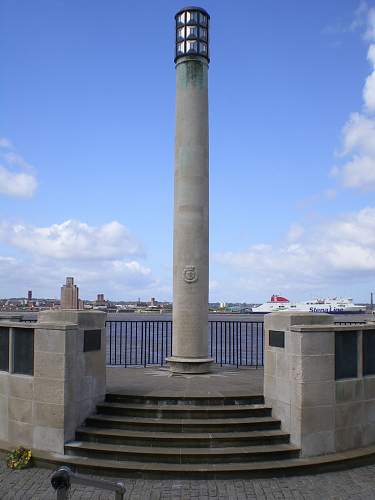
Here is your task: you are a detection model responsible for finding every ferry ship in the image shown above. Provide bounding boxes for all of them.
[252,295,365,314]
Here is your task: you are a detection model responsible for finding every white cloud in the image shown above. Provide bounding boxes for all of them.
[339,155,375,188]
[0,254,159,300]
[286,224,304,242]
[341,112,375,155]
[0,219,164,299]
[0,166,37,198]
[332,8,375,190]
[322,1,369,38]
[214,207,375,297]
[4,152,33,171]
[364,5,375,40]
[111,259,151,275]
[334,113,375,189]
[333,112,375,188]
[0,140,37,198]
[0,219,142,260]
[351,0,369,32]
[363,44,375,111]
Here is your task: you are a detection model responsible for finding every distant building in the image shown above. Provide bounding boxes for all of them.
[60,277,79,309]
[27,290,34,308]
[97,294,105,304]
[150,297,157,307]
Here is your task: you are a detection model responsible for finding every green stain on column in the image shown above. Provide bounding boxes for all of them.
[177,60,207,89]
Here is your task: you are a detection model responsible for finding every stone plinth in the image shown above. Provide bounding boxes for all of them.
[0,310,106,454]
[264,312,375,457]
[264,312,335,457]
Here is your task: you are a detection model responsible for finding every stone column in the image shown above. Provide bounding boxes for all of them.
[167,7,213,374]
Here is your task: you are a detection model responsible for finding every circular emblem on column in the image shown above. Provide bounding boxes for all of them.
[183,266,198,283]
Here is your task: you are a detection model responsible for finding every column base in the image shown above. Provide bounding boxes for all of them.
[166,356,214,374]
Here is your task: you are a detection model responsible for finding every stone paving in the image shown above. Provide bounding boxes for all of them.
[106,366,264,397]
[2,462,375,499]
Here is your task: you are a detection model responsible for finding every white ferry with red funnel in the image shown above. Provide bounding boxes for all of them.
[252,295,365,314]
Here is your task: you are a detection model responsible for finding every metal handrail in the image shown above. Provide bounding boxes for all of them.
[51,466,125,500]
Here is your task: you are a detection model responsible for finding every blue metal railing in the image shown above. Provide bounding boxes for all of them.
[105,320,264,368]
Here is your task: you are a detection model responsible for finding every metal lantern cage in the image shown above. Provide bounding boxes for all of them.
[175,6,210,62]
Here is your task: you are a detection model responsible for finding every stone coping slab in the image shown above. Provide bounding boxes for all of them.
[290,323,375,332]
[0,320,78,330]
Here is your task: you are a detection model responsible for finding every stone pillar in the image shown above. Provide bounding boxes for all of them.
[0,310,106,455]
[167,7,213,374]
[264,312,336,457]
[37,310,107,447]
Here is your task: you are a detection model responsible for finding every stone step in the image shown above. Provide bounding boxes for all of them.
[96,402,272,419]
[65,441,300,464]
[31,443,375,479]
[105,393,265,406]
[85,414,281,433]
[76,427,291,448]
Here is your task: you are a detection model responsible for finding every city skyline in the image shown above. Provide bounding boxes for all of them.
[1,0,375,302]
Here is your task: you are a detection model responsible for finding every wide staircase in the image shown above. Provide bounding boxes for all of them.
[63,392,300,478]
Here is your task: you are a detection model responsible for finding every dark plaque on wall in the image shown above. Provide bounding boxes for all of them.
[269,330,285,348]
[13,328,34,376]
[0,327,9,372]
[363,330,375,376]
[83,329,101,352]
[335,331,357,380]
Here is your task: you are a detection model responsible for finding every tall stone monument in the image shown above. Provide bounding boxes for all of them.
[167,7,213,373]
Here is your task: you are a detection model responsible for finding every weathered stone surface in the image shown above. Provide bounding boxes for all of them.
[8,420,33,447]
[300,331,334,355]
[301,430,335,457]
[364,376,375,399]
[336,378,364,402]
[275,351,290,380]
[335,425,363,451]
[34,378,64,405]
[364,399,375,423]
[33,426,64,453]
[292,380,335,408]
[291,354,334,383]
[263,374,277,401]
[8,397,33,423]
[286,331,301,355]
[336,402,364,429]
[300,405,335,434]
[33,401,64,428]
[9,376,33,400]
[0,374,8,397]
[33,351,65,379]
[275,377,291,405]
[34,329,65,354]
[263,350,276,375]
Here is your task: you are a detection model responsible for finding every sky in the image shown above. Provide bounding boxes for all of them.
[1,0,375,303]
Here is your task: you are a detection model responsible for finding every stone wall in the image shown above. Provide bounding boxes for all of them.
[264,312,375,457]
[335,372,375,451]
[0,310,106,454]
